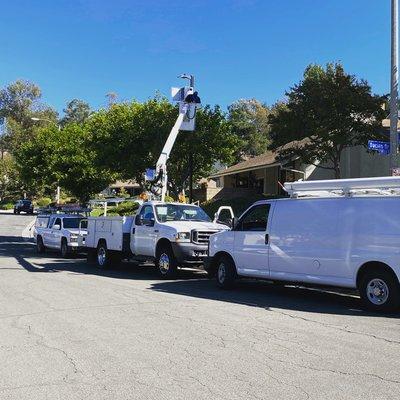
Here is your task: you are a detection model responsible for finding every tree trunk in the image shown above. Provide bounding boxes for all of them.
[333,162,341,179]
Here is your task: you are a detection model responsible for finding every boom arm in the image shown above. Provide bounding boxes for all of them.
[155,104,188,202]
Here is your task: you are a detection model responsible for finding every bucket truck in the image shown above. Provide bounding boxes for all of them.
[84,75,231,278]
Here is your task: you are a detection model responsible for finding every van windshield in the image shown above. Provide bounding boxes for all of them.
[155,204,211,222]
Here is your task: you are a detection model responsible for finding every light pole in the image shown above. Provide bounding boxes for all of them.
[390,0,399,175]
[31,117,62,202]
[31,117,61,131]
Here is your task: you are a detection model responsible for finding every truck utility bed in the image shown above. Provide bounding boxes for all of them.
[86,216,134,252]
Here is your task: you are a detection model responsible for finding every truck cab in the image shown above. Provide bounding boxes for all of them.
[132,202,227,274]
[34,213,88,257]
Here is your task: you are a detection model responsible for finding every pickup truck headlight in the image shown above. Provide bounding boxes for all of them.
[70,234,78,242]
[175,232,191,242]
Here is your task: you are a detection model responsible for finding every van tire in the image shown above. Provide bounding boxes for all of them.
[36,236,45,254]
[156,244,178,278]
[60,238,70,258]
[359,269,400,312]
[216,255,237,289]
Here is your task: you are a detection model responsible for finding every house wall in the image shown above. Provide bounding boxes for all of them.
[306,145,390,181]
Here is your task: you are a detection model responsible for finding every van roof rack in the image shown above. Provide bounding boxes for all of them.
[284,176,400,198]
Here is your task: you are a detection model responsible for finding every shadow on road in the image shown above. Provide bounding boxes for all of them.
[1,235,399,318]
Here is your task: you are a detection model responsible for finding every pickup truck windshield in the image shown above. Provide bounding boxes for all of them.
[62,218,82,229]
[155,204,211,222]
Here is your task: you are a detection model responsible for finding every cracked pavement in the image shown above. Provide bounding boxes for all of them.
[0,212,399,399]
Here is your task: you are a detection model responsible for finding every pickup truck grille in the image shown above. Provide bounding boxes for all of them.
[191,230,220,245]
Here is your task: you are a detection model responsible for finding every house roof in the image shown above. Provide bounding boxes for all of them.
[210,139,308,178]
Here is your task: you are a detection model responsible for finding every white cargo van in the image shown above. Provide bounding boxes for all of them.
[205,177,400,311]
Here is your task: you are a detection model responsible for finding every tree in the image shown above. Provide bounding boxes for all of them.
[268,63,386,178]
[228,99,270,162]
[15,124,116,203]
[0,154,21,201]
[85,97,239,196]
[167,105,237,196]
[0,80,58,152]
[61,99,91,126]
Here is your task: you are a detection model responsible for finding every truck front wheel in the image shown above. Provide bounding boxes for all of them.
[36,236,45,254]
[60,238,70,258]
[156,245,178,278]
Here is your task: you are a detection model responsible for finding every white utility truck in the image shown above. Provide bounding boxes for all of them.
[205,176,400,312]
[85,201,229,277]
[34,213,88,257]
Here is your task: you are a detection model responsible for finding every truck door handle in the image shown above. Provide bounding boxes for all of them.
[265,234,269,244]
[154,229,159,233]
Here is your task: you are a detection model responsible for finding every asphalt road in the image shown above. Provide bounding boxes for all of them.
[0,212,400,400]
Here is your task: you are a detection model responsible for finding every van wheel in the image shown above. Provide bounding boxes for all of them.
[60,238,70,258]
[359,269,400,312]
[216,255,237,289]
[36,236,45,254]
[156,245,177,278]
[96,242,110,269]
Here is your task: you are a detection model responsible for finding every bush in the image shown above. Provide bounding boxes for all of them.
[202,195,283,219]
[115,201,140,216]
[164,195,175,203]
[0,202,14,210]
[36,197,52,207]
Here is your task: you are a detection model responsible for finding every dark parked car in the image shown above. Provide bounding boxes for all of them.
[14,200,34,214]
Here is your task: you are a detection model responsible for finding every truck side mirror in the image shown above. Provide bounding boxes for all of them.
[53,224,61,230]
[144,218,155,227]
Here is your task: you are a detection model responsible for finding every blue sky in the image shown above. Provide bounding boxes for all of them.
[0,0,391,115]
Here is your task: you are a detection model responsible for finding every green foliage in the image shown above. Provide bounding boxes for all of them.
[114,201,140,216]
[0,154,22,201]
[36,197,52,207]
[61,99,91,126]
[118,187,130,198]
[86,98,239,197]
[202,195,271,219]
[269,63,386,178]
[0,202,14,210]
[90,202,139,217]
[164,195,175,203]
[228,99,270,162]
[0,80,58,152]
[15,124,117,203]
[90,208,105,217]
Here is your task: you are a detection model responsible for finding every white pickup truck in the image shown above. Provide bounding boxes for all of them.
[85,201,230,277]
[34,213,88,257]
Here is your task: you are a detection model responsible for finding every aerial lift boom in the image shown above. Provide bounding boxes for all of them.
[152,74,200,201]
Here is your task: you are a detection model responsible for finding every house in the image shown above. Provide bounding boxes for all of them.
[206,136,392,201]
[102,180,141,197]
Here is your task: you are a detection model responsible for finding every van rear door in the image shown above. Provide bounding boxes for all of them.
[233,203,273,278]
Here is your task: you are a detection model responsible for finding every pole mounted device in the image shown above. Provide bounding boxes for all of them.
[149,74,201,202]
[390,0,400,175]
